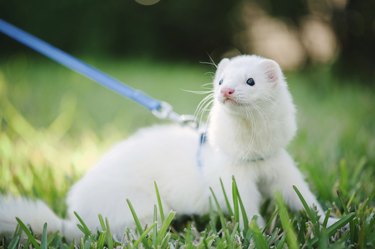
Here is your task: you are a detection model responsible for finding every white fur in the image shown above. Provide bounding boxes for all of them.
[0,55,337,240]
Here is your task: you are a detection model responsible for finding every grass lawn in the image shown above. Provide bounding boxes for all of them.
[0,55,374,248]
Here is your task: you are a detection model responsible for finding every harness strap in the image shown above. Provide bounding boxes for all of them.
[196,131,207,167]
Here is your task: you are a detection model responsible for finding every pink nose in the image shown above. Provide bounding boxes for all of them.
[221,87,235,97]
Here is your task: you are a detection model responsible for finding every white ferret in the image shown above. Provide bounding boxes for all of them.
[0,55,337,240]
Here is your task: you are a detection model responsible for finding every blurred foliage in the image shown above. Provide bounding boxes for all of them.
[1,0,374,83]
[332,0,375,83]
[0,0,241,60]
[252,0,309,24]
[248,0,375,83]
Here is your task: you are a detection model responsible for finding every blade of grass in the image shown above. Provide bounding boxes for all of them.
[337,190,349,214]
[126,199,144,235]
[16,217,40,249]
[232,177,240,223]
[293,185,318,224]
[7,225,21,249]
[275,194,299,249]
[7,236,20,249]
[160,233,171,248]
[133,222,157,248]
[184,224,193,248]
[318,228,329,249]
[154,181,165,222]
[209,187,227,228]
[220,178,233,216]
[105,217,114,249]
[98,214,106,231]
[229,222,239,248]
[41,223,48,249]
[352,157,366,184]
[97,232,106,248]
[233,177,249,233]
[209,187,231,243]
[339,160,348,194]
[275,235,286,249]
[208,197,218,233]
[322,209,331,228]
[126,199,149,249]
[82,239,91,249]
[157,211,176,243]
[152,205,158,248]
[74,212,91,237]
[326,213,355,234]
[310,212,356,246]
[250,219,269,249]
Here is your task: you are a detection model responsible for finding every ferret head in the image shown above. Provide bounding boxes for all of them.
[209,55,297,160]
[213,55,285,113]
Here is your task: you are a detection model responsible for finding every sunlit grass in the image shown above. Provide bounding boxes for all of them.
[0,56,374,247]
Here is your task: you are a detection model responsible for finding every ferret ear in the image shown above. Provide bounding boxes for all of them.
[260,59,281,83]
[216,58,230,74]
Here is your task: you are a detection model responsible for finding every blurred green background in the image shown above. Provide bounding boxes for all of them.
[0,0,374,202]
[1,0,375,81]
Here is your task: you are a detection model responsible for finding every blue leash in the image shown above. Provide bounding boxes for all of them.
[0,19,203,163]
[0,19,164,112]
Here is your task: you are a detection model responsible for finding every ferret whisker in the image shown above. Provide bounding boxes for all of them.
[200,61,216,67]
[183,89,213,95]
[204,72,215,77]
[201,82,213,88]
[200,54,218,68]
[196,101,214,124]
[195,94,214,121]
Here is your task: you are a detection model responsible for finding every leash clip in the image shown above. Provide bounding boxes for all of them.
[152,101,173,119]
[179,115,199,129]
[152,102,199,129]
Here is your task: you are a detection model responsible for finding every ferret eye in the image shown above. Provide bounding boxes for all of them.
[219,79,223,85]
[246,78,255,86]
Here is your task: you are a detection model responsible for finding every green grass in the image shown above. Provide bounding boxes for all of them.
[0,55,374,248]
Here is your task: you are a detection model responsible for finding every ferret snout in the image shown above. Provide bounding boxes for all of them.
[221,87,235,97]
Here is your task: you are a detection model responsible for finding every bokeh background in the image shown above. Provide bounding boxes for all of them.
[0,0,374,206]
[2,0,375,79]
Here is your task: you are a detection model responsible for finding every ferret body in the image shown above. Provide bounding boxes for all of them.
[0,55,336,240]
